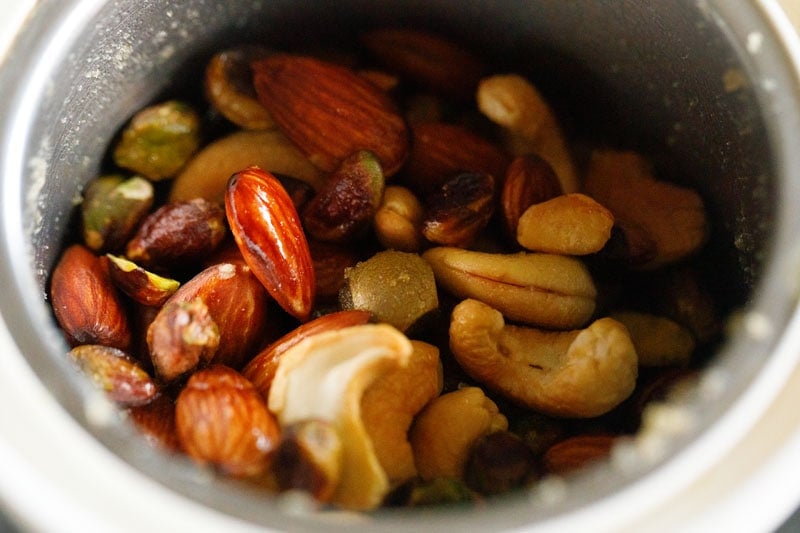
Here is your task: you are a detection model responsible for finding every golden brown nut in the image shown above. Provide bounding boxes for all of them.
[543,434,617,476]
[516,193,614,255]
[361,340,443,484]
[205,46,275,130]
[373,185,425,252]
[422,247,596,329]
[449,299,637,418]
[610,311,696,367]
[409,386,508,481]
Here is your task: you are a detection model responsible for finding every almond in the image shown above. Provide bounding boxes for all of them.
[128,394,182,452]
[501,154,562,240]
[175,365,280,477]
[50,244,132,350]
[542,434,616,476]
[225,166,315,321]
[252,54,410,176]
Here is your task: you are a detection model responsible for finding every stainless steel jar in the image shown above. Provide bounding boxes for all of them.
[1,1,799,531]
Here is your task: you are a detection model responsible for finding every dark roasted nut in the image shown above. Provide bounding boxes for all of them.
[50,245,132,350]
[373,185,425,252]
[81,175,154,253]
[147,298,220,382]
[360,28,486,102]
[128,394,182,452]
[422,172,495,248]
[225,166,315,321]
[272,419,343,503]
[113,100,201,181]
[340,250,438,334]
[162,262,270,369]
[542,434,616,476]
[501,154,562,240]
[205,46,275,130]
[509,411,565,456]
[252,54,410,177]
[106,254,179,307]
[464,430,538,495]
[308,240,360,302]
[125,198,227,272]
[68,344,157,407]
[302,150,385,243]
[176,365,280,477]
[403,122,510,196]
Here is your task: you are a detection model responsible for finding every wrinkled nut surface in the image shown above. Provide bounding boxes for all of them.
[308,241,360,301]
[170,129,326,205]
[543,434,617,476]
[422,172,496,248]
[422,247,596,329]
[477,74,578,193]
[68,344,157,407]
[205,46,275,130]
[583,149,708,270]
[226,166,315,321]
[501,154,562,240]
[373,185,425,252]
[253,54,410,177]
[82,175,154,253]
[176,365,280,477]
[449,299,638,418]
[361,340,443,484]
[268,324,412,511]
[128,394,182,452]
[106,254,179,307]
[516,193,614,255]
[410,386,508,481]
[50,245,132,350]
[125,198,227,271]
[611,311,696,367]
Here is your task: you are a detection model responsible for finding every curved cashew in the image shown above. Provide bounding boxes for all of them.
[449,299,637,418]
[268,323,412,511]
[361,340,443,485]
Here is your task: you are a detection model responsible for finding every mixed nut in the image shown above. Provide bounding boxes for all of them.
[47,27,721,512]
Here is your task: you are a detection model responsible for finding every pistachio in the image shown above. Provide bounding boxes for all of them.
[422,172,496,248]
[422,247,596,329]
[395,478,476,507]
[113,100,201,181]
[125,198,227,273]
[449,299,637,418]
[81,175,154,253]
[373,185,425,252]
[516,193,614,255]
[106,254,179,307]
[302,150,385,244]
[340,250,438,334]
[205,46,275,130]
[501,154,562,241]
[68,344,157,407]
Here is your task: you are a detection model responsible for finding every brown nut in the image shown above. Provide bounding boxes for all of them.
[422,247,596,329]
[516,193,614,255]
[81,175,154,253]
[125,198,227,272]
[610,311,696,367]
[403,122,510,196]
[302,150,385,244]
[106,254,179,307]
[373,185,425,252]
[464,430,538,496]
[308,240,360,302]
[50,244,132,350]
[543,434,616,476]
[449,299,637,418]
[226,166,315,321]
[160,262,269,369]
[252,54,410,177]
[146,298,220,382]
[583,149,708,270]
[422,172,496,248]
[409,386,508,481]
[128,394,182,452]
[176,365,280,477]
[205,46,275,130]
[501,154,562,240]
[68,344,157,407]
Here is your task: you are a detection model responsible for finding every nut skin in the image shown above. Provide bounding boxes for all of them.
[225,166,315,321]
[68,344,157,407]
[175,365,280,477]
[302,150,385,244]
[106,254,180,307]
[158,262,269,370]
[125,198,227,272]
[50,244,132,351]
[373,185,425,252]
[403,122,510,196]
[542,434,616,476]
[128,394,182,452]
[81,174,154,253]
[422,172,496,248]
[308,240,360,302]
[501,154,562,240]
[252,54,410,177]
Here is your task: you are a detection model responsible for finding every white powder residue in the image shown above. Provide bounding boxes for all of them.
[747,32,764,54]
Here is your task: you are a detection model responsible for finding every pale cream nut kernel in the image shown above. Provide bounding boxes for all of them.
[373,185,425,252]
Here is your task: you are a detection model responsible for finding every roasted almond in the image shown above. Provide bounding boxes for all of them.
[308,240,360,301]
[422,172,496,248]
[50,244,132,350]
[225,166,315,321]
[128,394,182,452]
[501,154,562,240]
[252,54,410,176]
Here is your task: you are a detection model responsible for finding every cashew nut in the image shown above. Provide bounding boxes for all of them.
[268,323,412,511]
[449,299,637,418]
[610,311,696,367]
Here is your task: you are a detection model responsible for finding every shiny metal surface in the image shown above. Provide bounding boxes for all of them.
[0,1,799,531]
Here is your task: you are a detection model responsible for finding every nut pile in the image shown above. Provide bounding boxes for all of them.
[48,28,721,511]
